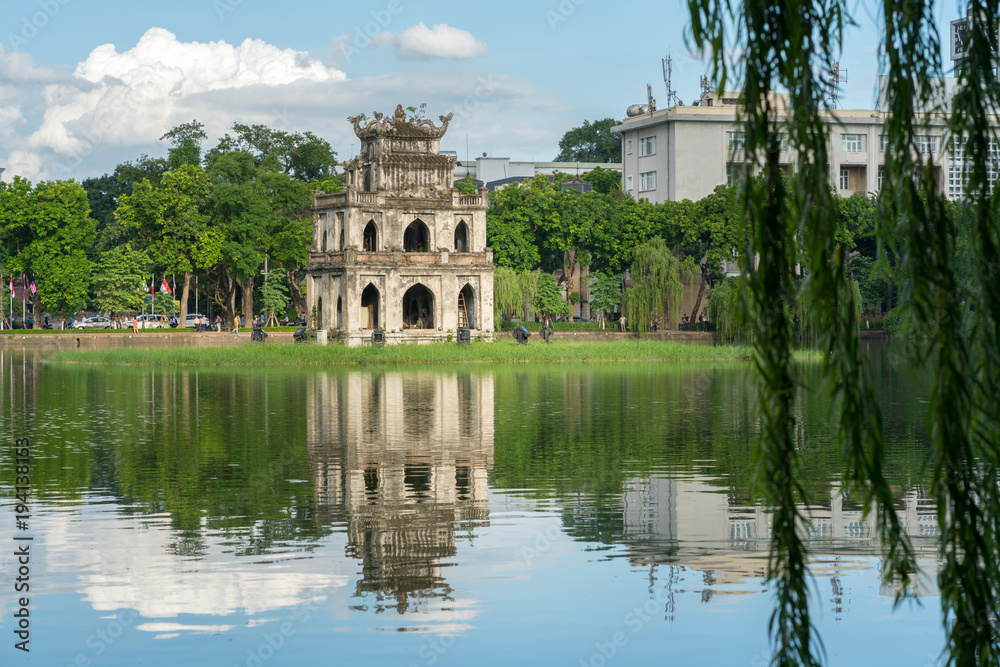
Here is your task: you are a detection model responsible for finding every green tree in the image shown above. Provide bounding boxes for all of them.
[454,178,479,194]
[494,267,540,322]
[622,237,683,332]
[260,270,290,326]
[82,155,169,254]
[204,142,313,326]
[554,118,622,163]
[588,272,623,325]
[671,184,741,324]
[538,187,605,296]
[688,0,1000,664]
[0,178,96,323]
[115,165,222,325]
[161,120,208,170]
[580,167,622,195]
[92,244,150,321]
[532,273,570,322]
[486,180,543,271]
[588,196,662,274]
[212,123,337,181]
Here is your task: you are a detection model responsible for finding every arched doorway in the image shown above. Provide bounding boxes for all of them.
[402,284,435,329]
[403,219,430,252]
[317,296,324,329]
[363,221,378,251]
[459,284,475,329]
[454,221,468,252]
[336,296,342,329]
[361,284,380,330]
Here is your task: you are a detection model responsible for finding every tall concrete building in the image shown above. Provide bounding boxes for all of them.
[612,87,982,204]
[307,106,494,346]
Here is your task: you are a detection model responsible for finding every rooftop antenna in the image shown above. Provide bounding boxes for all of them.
[662,54,682,107]
[827,61,847,108]
[700,75,711,96]
[646,83,657,113]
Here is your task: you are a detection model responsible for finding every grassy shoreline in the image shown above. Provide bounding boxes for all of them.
[45,339,754,367]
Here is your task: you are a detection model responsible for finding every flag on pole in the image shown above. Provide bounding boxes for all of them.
[160,278,171,294]
[9,277,12,297]
[29,280,36,295]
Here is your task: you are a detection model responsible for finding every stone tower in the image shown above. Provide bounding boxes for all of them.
[306,106,494,346]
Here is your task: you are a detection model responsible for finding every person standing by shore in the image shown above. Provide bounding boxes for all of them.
[619,314,627,332]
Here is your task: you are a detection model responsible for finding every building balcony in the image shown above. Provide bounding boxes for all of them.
[312,189,488,210]
[307,248,493,268]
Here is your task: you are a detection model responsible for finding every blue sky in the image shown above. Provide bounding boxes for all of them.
[0,0,962,181]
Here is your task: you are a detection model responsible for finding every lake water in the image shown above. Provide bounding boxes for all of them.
[0,344,946,666]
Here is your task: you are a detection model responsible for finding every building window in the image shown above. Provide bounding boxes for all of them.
[949,135,1000,200]
[639,171,656,191]
[842,134,863,152]
[626,175,633,191]
[840,169,850,190]
[627,139,633,155]
[917,135,937,154]
[726,163,746,187]
[640,136,655,156]
[777,133,789,151]
[728,131,745,151]
[878,167,886,191]
[880,134,888,152]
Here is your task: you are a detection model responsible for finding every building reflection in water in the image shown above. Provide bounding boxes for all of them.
[621,475,940,603]
[307,370,494,614]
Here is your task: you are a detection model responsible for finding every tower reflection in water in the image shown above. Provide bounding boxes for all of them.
[307,370,494,614]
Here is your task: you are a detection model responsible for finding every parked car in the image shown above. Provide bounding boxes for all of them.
[72,316,112,330]
[185,313,207,328]
[123,314,166,329]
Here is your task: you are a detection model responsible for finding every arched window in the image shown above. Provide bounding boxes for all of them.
[317,296,324,329]
[459,284,475,329]
[336,296,343,329]
[363,221,378,251]
[454,221,469,252]
[361,284,380,330]
[403,219,430,252]
[402,284,435,329]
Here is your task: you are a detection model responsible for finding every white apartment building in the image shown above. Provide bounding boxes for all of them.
[612,87,986,204]
[451,155,622,191]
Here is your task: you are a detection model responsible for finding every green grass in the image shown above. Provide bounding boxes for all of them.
[45,339,755,367]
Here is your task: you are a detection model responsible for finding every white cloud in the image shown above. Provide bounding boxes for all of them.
[0,29,566,182]
[374,23,488,60]
[0,104,24,137]
[22,27,346,174]
[0,44,64,84]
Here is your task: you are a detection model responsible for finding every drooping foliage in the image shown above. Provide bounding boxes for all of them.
[622,237,683,332]
[493,267,539,322]
[687,1,1000,666]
